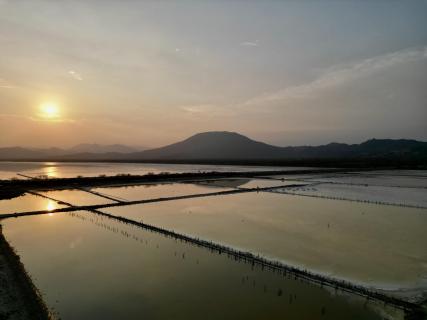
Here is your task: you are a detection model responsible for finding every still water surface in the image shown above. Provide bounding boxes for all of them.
[1,212,393,319]
[0,161,306,180]
[102,190,427,291]
[1,166,425,318]
[93,183,232,202]
[0,193,65,214]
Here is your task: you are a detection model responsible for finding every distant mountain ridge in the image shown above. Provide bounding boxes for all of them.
[0,131,426,161]
[128,132,427,160]
[68,143,138,154]
[0,144,142,159]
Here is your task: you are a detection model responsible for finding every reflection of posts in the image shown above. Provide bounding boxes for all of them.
[87,209,418,313]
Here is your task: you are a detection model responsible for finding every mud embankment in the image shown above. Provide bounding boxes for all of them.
[0,225,53,320]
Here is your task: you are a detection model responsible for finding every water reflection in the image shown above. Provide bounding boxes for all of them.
[2,213,389,320]
[46,200,56,211]
[105,191,427,292]
[93,183,232,202]
[0,161,298,180]
[194,178,301,189]
[41,190,114,206]
[42,163,58,178]
[0,194,66,214]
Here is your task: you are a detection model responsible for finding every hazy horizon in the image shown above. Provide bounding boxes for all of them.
[1,134,427,149]
[1,1,426,148]
[1,130,427,150]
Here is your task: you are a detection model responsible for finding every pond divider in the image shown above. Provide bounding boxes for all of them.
[78,188,126,203]
[1,179,425,316]
[0,184,306,218]
[269,190,427,209]
[88,209,422,314]
[263,176,427,190]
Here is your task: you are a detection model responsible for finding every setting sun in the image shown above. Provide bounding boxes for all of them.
[40,102,60,119]
[1,2,426,318]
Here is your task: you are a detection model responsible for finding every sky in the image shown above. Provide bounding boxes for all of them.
[0,0,426,148]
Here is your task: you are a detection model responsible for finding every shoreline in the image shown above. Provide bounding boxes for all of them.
[0,225,53,320]
[0,168,346,200]
[0,158,426,169]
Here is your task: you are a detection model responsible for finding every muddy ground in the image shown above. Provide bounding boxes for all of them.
[0,225,52,320]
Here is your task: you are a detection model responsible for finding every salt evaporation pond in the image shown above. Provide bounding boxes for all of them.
[1,212,391,320]
[276,183,427,208]
[295,173,427,189]
[194,178,300,189]
[92,182,232,201]
[103,191,427,292]
[0,193,65,214]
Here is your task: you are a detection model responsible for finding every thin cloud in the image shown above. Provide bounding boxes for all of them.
[240,40,259,47]
[180,104,236,117]
[68,70,83,81]
[180,104,217,114]
[0,78,16,89]
[0,113,72,124]
[245,46,427,105]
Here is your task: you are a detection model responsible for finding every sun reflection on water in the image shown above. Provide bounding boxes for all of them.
[46,200,56,213]
[43,164,58,178]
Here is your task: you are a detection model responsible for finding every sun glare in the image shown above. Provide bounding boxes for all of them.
[40,102,60,119]
[46,200,56,212]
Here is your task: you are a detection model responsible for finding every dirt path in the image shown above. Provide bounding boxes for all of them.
[0,225,53,320]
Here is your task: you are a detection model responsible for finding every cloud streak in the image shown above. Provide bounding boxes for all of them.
[0,78,17,89]
[68,70,83,81]
[244,46,427,105]
[240,40,259,47]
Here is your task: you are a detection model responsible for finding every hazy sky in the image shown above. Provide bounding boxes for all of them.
[1,0,426,148]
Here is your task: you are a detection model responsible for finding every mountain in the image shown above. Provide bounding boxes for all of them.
[68,143,139,154]
[0,132,426,162]
[127,132,427,160]
[0,144,140,160]
[129,132,284,160]
[0,147,64,160]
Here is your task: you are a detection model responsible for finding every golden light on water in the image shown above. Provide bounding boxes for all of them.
[43,164,58,178]
[40,102,60,119]
[46,200,56,212]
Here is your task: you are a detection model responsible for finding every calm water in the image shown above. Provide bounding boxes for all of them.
[0,161,307,180]
[0,167,425,318]
[93,182,232,202]
[298,173,427,188]
[91,179,293,202]
[1,212,394,320]
[194,178,301,189]
[40,189,118,206]
[102,190,427,291]
[0,193,66,214]
[278,183,427,208]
